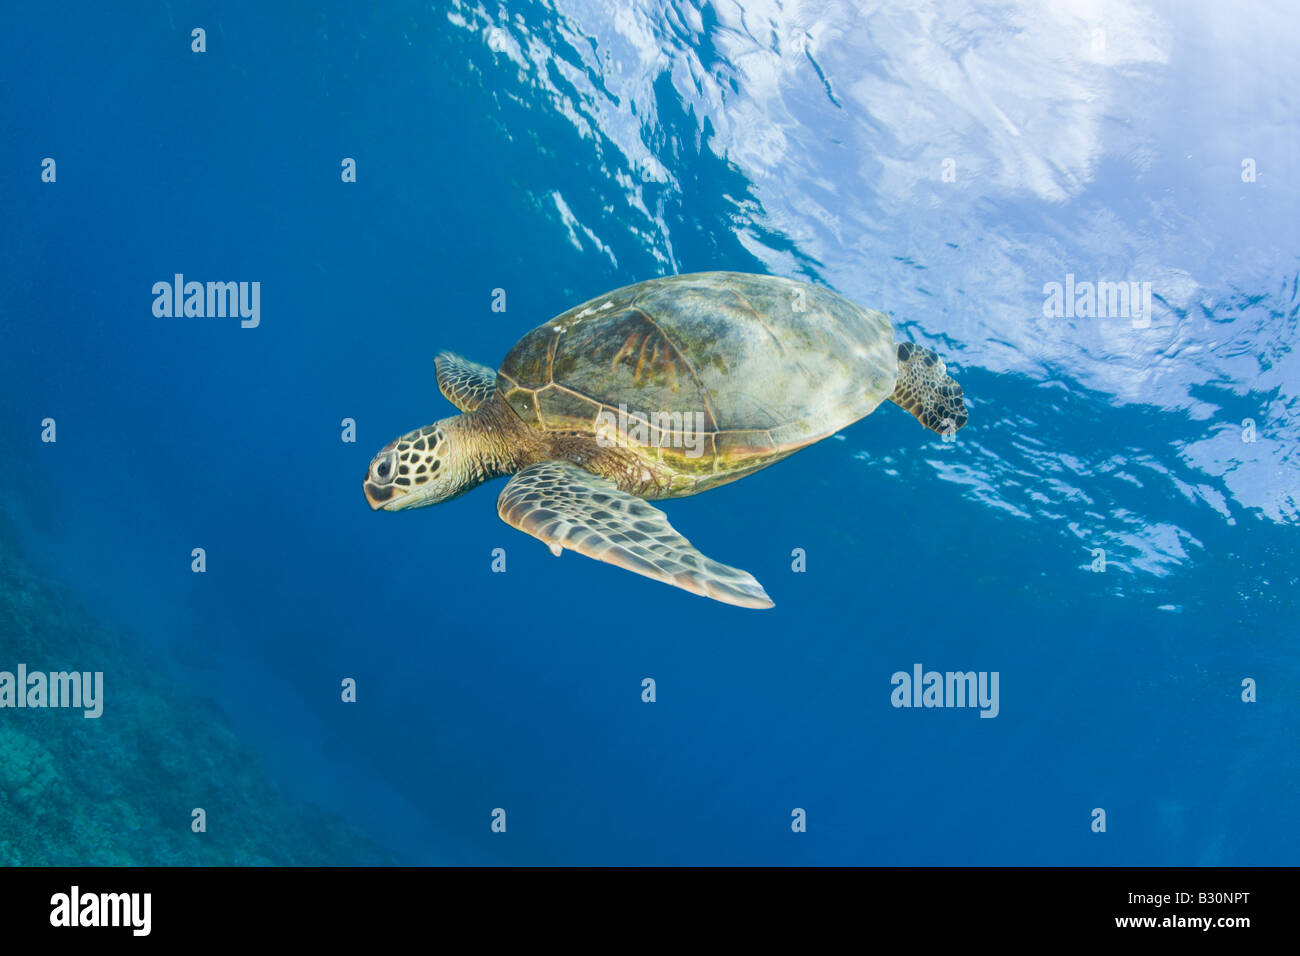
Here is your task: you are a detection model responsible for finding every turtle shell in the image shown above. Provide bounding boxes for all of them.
[496,271,898,487]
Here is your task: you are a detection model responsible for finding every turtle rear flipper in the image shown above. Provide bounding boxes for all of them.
[888,342,968,434]
[435,352,498,411]
[497,460,774,609]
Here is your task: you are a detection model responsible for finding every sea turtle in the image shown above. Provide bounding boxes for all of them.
[363,271,967,608]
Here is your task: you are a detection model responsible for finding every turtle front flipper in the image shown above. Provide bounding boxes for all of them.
[497,460,774,609]
[888,342,969,434]
[435,352,498,411]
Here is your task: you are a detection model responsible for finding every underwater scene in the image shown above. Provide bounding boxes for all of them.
[1,0,1297,866]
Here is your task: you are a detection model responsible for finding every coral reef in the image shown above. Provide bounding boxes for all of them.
[0,514,394,866]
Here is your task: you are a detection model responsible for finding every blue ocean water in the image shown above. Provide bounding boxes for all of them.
[1,0,1296,865]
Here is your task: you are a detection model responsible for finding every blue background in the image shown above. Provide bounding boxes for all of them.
[1,1,1296,864]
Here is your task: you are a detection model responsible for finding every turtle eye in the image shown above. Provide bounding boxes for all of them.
[375,458,391,480]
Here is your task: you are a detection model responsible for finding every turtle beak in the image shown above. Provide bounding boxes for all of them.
[363,480,398,510]
[363,447,400,510]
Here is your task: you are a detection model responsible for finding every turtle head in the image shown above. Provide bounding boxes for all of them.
[363,418,474,511]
